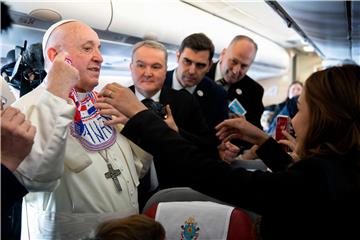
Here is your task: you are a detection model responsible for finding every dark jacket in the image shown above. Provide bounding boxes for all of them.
[130,85,216,152]
[164,70,228,133]
[130,86,219,189]
[1,164,28,240]
[207,62,264,129]
[123,110,360,239]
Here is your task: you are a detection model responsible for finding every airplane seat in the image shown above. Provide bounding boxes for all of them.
[142,187,259,240]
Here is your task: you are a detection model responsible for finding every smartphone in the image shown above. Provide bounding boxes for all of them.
[274,115,290,142]
[228,98,247,116]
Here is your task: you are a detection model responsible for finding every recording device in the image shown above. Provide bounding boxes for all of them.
[228,98,247,116]
[274,115,291,151]
[142,99,167,119]
[274,115,290,141]
[0,41,46,96]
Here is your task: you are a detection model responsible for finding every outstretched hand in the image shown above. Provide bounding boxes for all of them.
[96,83,147,120]
[95,100,129,125]
[218,141,240,164]
[241,144,259,160]
[163,105,179,132]
[215,117,269,146]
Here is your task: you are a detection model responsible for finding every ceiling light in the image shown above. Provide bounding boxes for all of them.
[303,45,314,52]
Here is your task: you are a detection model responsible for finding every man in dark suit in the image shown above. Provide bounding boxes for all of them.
[163,33,229,133]
[129,40,223,209]
[206,35,264,130]
[129,40,214,153]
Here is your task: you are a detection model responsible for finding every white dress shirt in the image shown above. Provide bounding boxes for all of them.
[171,69,197,94]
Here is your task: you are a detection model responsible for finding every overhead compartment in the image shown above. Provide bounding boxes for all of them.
[4,0,290,79]
[109,0,290,78]
[271,1,360,66]
[5,0,112,30]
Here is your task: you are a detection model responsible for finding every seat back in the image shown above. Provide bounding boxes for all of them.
[143,187,257,240]
[143,187,226,213]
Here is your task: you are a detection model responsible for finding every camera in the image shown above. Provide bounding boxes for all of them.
[142,99,167,119]
[1,41,46,97]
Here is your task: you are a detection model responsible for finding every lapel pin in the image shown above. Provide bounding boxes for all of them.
[236,88,242,95]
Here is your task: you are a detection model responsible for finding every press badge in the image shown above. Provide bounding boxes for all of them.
[228,98,247,116]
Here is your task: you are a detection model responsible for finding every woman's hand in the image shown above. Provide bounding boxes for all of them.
[95,100,129,125]
[278,130,300,162]
[163,105,179,132]
[218,141,240,164]
[215,117,269,146]
[97,83,147,119]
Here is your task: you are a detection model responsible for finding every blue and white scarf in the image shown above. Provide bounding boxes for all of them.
[69,89,116,151]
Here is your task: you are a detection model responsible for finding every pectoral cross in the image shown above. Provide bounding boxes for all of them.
[104,163,122,192]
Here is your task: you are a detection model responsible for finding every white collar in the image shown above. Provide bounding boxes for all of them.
[134,88,161,102]
[77,91,88,101]
[172,69,197,94]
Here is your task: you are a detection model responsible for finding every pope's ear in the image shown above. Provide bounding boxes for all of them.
[47,48,57,62]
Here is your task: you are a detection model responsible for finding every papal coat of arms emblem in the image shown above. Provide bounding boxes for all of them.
[180,216,200,240]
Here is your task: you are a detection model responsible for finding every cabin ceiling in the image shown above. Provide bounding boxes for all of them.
[182,0,303,49]
[3,0,359,79]
[186,0,360,66]
[271,1,359,65]
[4,0,291,80]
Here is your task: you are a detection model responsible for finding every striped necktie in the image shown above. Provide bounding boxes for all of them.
[218,78,227,86]
[141,98,155,108]
[217,78,229,90]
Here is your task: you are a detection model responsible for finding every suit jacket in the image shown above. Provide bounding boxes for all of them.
[207,62,264,129]
[130,86,218,189]
[164,70,228,132]
[123,110,360,240]
[130,85,215,151]
[1,164,28,240]
[1,164,27,216]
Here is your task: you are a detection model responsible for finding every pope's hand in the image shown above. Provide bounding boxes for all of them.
[46,52,79,99]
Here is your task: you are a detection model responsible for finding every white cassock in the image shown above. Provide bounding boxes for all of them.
[12,83,152,240]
